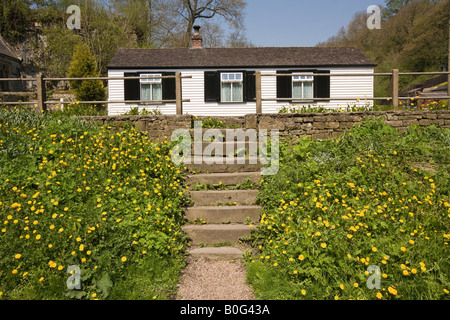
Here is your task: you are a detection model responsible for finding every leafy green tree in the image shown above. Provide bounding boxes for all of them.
[384,0,412,17]
[319,0,449,97]
[67,42,106,104]
[0,0,31,43]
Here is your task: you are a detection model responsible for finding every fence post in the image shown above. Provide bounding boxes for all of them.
[175,72,182,115]
[36,73,46,113]
[255,70,262,114]
[448,16,450,107]
[391,69,399,109]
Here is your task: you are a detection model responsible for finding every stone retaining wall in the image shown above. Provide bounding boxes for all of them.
[80,110,450,142]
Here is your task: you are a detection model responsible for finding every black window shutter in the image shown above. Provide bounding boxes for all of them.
[314,70,330,100]
[162,72,176,100]
[124,73,140,101]
[244,71,256,102]
[276,70,292,100]
[204,71,220,102]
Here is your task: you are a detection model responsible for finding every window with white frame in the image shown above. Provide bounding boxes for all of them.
[140,74,162,101]
[292,74,314,99]
[221,72,243,102]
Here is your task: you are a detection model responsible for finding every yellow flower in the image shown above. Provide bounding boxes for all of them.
[298,254,305,261]
[347,234,353,239]
[353,283,359,288]
[340,284,344,290]
[79,244,84,251]
[403,270,409,276]
[401,247,406,252]
[388,286,398,295]
[273,262,278,267]
[301,290,306,295]
[36,234,41,240]
[321,243,327,248]
[58,265,64,271]
[376,292,383,299]
[12,269,18,274]
[92,293,97,298]
[372,247,377,252]
[15,254,21,259]
[121,256,127,262]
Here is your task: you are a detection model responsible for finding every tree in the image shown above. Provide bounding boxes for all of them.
[67,42,106,104]
[384,0,442,17]
[0,0,32,43]
[178,0,246,47]
[77,0,137,74]
[319,0,449,97]
[226,26,254,48]
[384,0,412,17]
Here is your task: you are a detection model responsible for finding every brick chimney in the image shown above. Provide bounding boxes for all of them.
[191,25,202,49]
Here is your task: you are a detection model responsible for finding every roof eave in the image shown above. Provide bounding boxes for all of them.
[0,52,21,63]
[107,63,377,70]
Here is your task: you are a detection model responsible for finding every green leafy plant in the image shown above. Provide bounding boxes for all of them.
[0,108,189,300]
[67,43,106,106]
[248,117,450,300]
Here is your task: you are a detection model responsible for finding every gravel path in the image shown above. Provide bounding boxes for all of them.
[176,256,256,300]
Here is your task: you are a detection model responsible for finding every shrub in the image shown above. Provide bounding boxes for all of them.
[67,43,106,106]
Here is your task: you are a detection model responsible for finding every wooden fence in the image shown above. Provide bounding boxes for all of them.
[0,70,449,114]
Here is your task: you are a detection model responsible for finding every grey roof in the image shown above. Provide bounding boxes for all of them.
[0,34,20,62]
[107,47,376,69]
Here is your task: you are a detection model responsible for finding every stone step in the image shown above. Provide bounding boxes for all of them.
[184,206,261,224]
[189,190,258,206]
[186,172,261,187]
[191,141,259,157]
[186,157,262,173]
[182,224,256,245]
[187,246,245,261]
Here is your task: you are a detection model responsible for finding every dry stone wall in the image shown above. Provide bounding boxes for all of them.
[80,110,450,142]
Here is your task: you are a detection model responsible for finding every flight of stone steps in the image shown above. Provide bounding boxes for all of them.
[182,129,263,261]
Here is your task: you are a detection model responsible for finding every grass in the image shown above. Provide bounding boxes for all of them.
[0,107,189,300]
[246,117,450,300]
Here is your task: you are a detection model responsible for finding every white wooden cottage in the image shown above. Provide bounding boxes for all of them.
[107,26,376,116]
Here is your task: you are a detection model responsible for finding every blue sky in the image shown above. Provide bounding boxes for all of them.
[244,0,384,47]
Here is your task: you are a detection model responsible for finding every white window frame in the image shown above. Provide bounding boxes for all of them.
[220,72,244,103]
[140,73,162,101]
[292,73,314,100]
